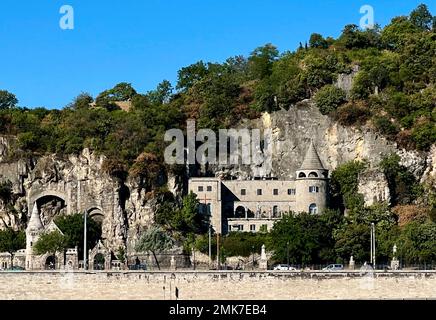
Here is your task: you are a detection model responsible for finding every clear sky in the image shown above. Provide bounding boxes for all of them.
[0,0,434,109]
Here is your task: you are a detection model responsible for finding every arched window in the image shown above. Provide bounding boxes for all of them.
[309,203,317,214]
[235,206,246,218]
[273,205,278,217]
[298,172,306,178]
[308,172,318,178]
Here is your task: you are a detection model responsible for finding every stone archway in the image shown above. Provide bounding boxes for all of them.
[88,240,111,270]
[86,207,104,225]
[94,253,105,270]
[45,255,55,270]
[28,190,69,226]
[235,206,246,218]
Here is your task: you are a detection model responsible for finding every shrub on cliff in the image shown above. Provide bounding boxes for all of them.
[314,85,347,115]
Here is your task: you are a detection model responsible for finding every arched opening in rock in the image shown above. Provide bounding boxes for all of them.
[36,195,66,226]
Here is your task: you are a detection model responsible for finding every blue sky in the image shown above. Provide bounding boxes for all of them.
[0,0,434,109]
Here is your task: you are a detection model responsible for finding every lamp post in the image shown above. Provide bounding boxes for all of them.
[252,245,255,270]
[83,210,87,270]
[286,241,290,267]
[370,222,376,269]
[208,225,212,269]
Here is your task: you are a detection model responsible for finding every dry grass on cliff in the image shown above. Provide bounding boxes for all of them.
[392,205,431,227]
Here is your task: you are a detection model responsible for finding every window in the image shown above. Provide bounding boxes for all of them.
[239,225,244,231]
[309,203,318,214]
[207,186,212,192]
[298,172,306,178]
[273,206,278,216]
[308,172,318,177]
[250,225,256,231]
[241,189,246,196]
[257,189,262,196]
[288,189,296,195]
[273,189,278,195]
[309,186,319,193]
[198,186,204,192]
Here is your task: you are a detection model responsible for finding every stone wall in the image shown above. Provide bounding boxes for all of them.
[1,271,436,300]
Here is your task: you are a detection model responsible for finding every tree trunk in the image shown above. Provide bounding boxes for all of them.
[152,251,160,270]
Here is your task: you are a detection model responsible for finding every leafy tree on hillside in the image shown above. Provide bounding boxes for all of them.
[409,3,433,31]
[0,228,25,267]
[309,33,328,49]
[0,90,18,110]
[314,85,346,115]
[248,44,279,80]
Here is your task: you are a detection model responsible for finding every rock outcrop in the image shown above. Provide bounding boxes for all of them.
[0,103,434,251]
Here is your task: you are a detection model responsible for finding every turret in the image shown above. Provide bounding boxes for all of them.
[295,142,328,214]
[25,202,44,270]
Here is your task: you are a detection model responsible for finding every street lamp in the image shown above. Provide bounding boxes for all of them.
[286,241,290,267]
[252,245,255,270]
[208,225,212,269]
[370,222,376,269]
[83,210,87,270]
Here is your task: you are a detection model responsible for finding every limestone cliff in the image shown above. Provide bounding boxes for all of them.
[0,103,434,252]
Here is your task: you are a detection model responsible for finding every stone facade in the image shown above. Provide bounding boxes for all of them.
[189,142,329,234]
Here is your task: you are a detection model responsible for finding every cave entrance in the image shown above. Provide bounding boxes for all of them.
[36,195,67,226]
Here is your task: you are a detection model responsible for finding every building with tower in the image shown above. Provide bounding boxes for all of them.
[188,142,329,234]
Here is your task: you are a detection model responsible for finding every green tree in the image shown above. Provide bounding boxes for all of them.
[248,44,279,79]
[268,213,338,265]
[54,213,102,257]
[380,154,422,205]
[135,225,174,270]
[409,4,433,31]
[33,231,68,268]
[330,160,366,214]
[314,85,346,115]
[176,61,209,91]
[309,33,328,49]
[334,222,370,263]
[172,192,206,235]
[0,228,25,268]
[147,80,173,105]
[397,221,436,264]
[0,90,18,110]
[68,93,93,110]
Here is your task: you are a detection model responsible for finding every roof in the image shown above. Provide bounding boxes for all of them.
[27,203,44,231]
[299,141,325,170]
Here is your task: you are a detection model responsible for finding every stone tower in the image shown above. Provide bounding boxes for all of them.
[25,202,44,270]
[295,142,328,214]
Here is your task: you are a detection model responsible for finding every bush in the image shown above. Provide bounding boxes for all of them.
[314,85,346,115]
[373,116,399,136]
[335,102,370,126]
[411,122,436,151]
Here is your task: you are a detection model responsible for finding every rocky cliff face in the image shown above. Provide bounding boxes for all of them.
[0,103,434,251]
[211,102,435,206]
[0,141,158,252]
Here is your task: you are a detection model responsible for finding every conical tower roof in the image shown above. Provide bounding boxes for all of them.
[27,202,43,232]
[299,141,325,170]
